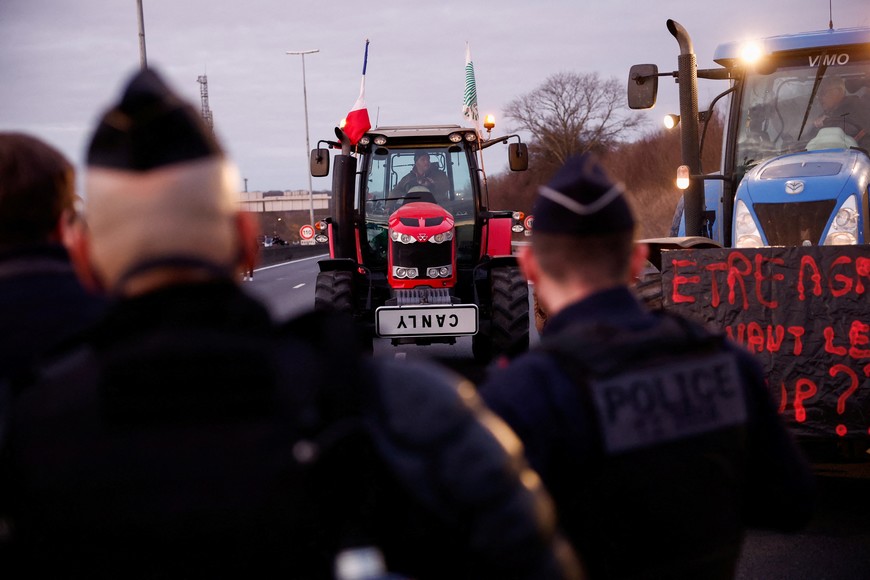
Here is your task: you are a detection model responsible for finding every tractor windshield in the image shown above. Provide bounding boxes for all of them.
[734,51,870,174]
[361,146,477,267]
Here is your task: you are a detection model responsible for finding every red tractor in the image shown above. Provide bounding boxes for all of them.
[310,124,530,362]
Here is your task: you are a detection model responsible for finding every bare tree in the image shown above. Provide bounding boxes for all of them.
[504,72,647,166]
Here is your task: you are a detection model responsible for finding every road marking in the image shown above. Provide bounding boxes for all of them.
[293,283,305,289]
[253,253,328,272]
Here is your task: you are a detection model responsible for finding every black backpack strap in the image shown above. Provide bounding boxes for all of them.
[277,310,366,421]
[275,311,386,552]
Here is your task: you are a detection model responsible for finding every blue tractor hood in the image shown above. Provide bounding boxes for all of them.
[735,147,870,246]
[739,148,864,204]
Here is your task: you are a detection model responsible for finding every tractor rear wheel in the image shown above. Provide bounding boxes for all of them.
[633,268,664,311]
[473,266,529,363]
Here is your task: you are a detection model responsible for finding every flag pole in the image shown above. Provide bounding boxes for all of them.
[463,42,488,192]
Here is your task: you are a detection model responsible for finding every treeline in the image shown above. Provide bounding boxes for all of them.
[489,115,723,239]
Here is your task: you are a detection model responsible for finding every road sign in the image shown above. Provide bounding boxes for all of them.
[299,224,315,240]
[524,215,534,230]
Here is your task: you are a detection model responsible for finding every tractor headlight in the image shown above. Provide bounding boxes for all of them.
[393,267,419,279]
[391,230,416,244]
[426,265,452,278]
[429,229,454,244]
[825,195,859,245]
[734,200,764,247]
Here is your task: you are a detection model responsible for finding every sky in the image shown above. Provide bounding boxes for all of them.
[2,0,868,194]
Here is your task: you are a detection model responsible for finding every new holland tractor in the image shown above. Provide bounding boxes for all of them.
[628,20,870,262]
[627,20,870,453]
[309,124,530,362]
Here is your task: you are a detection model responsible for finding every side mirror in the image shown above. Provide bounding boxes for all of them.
[508,143,529,172]
[627,64,659,110]
[310,148,330,177]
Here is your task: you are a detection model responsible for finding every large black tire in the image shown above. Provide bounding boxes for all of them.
[314,270,353,313]
[473,266,529,363]
[314,270,374,354]
[633,269,664,311]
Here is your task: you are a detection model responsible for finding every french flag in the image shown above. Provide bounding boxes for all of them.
[343,40,371,146]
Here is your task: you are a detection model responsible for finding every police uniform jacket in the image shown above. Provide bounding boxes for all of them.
[5,280,573,579]
[0,243,105,386]
[480,286,815,580]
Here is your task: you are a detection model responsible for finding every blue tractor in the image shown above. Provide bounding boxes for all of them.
[627,20,870,454]
[629,21,870,255]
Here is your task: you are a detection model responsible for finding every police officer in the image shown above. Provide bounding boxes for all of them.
[479,154,815,579]
[3,69,581,579]
[0,133,106,388]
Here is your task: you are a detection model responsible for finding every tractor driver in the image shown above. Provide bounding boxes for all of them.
[396,151,449,201]
[812,76,868,148]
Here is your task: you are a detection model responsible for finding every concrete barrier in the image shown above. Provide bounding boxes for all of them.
[258,243,326,266]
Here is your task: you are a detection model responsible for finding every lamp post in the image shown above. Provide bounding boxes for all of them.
[136,0,147,70]
[286,49,319,229]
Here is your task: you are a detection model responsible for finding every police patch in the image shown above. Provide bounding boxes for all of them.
[589,352,746,454]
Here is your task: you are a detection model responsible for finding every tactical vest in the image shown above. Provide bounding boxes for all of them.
[539,311,750,580]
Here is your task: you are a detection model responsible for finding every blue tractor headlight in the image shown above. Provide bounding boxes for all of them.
[734,200,764,247]
[825,195,859,245]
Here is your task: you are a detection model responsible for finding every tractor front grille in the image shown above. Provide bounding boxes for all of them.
[395,288,453,305]
[753,200,837,246]
[392,240,452,279]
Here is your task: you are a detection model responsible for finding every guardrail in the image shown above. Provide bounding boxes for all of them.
[258,243,326,266]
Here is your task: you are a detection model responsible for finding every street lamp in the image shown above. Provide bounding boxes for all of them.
[286,49,319,228]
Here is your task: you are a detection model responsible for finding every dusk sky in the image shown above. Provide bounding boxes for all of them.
[2,0,868,193]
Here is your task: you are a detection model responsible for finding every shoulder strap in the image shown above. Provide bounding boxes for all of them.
[276,310,368,426]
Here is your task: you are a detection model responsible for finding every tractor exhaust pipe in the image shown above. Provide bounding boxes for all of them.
[667,19,704,238]
[331,154,357,260]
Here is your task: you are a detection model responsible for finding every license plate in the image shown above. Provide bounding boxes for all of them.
[375,304,478,337]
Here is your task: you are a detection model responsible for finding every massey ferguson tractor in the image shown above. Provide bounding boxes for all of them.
[309,124,530,362]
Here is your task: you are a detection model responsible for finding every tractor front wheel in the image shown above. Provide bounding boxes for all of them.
[314,270,353,312]
[314,270,374,354]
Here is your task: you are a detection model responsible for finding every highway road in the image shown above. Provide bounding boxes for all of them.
[244,256,539,382]
[243,253,324,322]
[246,258,870,579]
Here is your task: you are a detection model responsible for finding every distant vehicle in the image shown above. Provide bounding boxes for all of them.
[310,123,530,361]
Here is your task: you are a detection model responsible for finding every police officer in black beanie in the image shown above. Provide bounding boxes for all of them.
[3,69,582,579]
[479,154,815,579]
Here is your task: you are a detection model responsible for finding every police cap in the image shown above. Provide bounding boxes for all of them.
[532,153,634,236]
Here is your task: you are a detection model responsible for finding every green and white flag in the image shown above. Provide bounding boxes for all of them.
[463,42,480,131]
